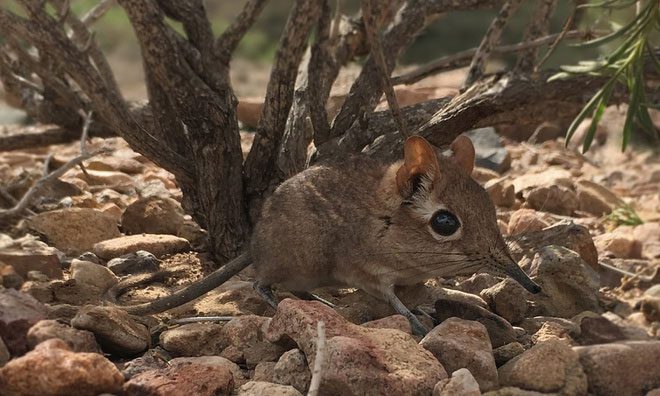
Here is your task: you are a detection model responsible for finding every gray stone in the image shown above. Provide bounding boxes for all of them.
[493,342,525,367]
[107,250,160,275]
[528,246,601,318]
[466,128,511,173]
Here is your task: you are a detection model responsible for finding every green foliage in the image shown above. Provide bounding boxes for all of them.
[550,0,660,153]
[604,203,644,228]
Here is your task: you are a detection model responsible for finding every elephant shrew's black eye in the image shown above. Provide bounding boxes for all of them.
[430,210,460,236]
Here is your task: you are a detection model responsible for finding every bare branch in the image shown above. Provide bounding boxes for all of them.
[514,0,557,73]
[0,7,186,175]
[391,30,590,86]
[307,321,326,396]
[0,148,109,219]
[314,97,450,162]
[362,0,409,137]
[50,0,121,98]
[243,0,323,219]
[330,0,343,39]
[463,0,521,88]
[81,0,116,26]
[79,110,94,154]
[215,0,269,64]
[535,3,576,71]
[328,0,504,142]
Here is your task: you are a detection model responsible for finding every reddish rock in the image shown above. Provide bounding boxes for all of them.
[499,340,587,394]
[526,185,578,216]
[86,156,145,174]
[71,305,149,356]
[528,246,601,318]
[94,234,191,259]
[434,298,517,348]
[221,315,286,368]
[434,368,481,396]
[481,279,529,325]
[0,247,62,279]
[361,314,412,333]
[27,319,100,353]
[27,208,120,253]
[170,356,245,386]
[0,338,123,396]
[575,341,660,396]
[508,222,598,271]
[633,222,660,259]
[576,180,623,216]
[0,288,48,355]
[252,362,277,382]
[594,227,641,259]
[124,361,234,396]
[160,322,229,357]
[576,316,626,345]
[121,196,186,236]
[421,318,498,392]
[70,259,118,292]
[238,381,302,396]
[121,349,171,380]
[265,299,446,395]
[485,177,516,207]
[273,349,310,394]
[508,209,549,236]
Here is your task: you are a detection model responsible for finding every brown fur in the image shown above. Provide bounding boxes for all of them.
[120,135,538,319]
[251,135,534,301]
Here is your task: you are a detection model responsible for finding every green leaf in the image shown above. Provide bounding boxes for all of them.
[565,85,608,146]
[547,71,573,82]
[574,3,652,48]
[622,76,641,150]
[582,86,612,152]
[561,62,607,73]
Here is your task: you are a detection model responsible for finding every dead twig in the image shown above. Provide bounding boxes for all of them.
[79,110,94,154]
[463,0,522,88]
[307,320,326,396]
[0,148,109,219]
[215,0,269,63]
[514,0,557,73]
[535,3,576,72]
[392,30,591,86]
[78,110,94,177]
[81,0,116,26]
[362,0,409,137]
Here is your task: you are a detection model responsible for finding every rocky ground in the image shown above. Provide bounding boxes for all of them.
[0,70,659,395]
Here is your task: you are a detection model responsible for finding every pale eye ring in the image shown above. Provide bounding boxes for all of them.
[430,210,460,236]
